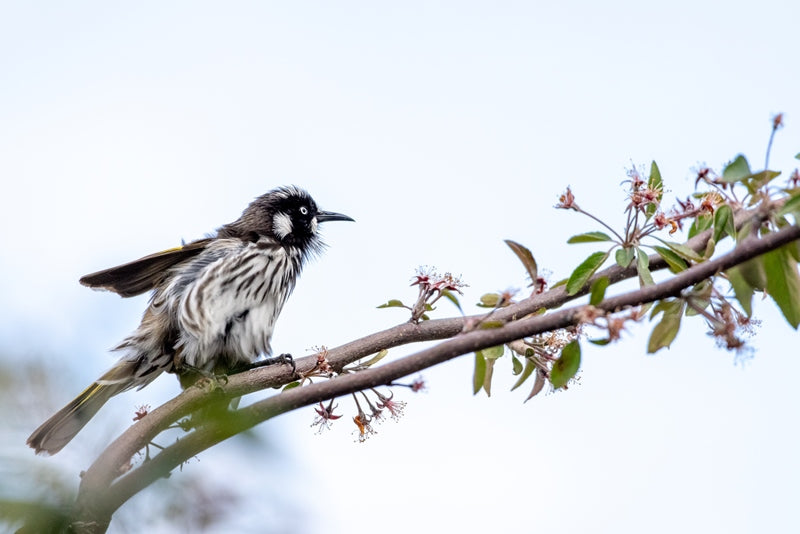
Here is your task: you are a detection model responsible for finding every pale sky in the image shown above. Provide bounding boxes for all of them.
[1,2,799,533]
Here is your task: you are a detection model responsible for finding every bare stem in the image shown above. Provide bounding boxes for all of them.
[576,206,626,243]
[765,121,780,169]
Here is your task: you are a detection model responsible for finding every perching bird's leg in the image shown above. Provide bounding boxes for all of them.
[247,353,297,375]
[177,362,229,390]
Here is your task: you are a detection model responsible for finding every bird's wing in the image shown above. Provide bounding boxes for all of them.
[79,238,214,297]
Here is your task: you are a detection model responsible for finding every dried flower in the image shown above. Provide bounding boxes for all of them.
[533,277,547,294]
[412,267,466,295]
[605,316,628,343]
[410,376,427,393]
[705,299,759,356]
[352,414,376,442]
[133,405,150,422]
[654,212,679,235]
[311,400,342,434]
[408,267,468,322]
[556,187,576,210]
[542,328,578,354]
[374,390,407,421]
[696,167,711,183]
[575,306,603,325]
[676,196,696,213]
[789,169,800,188]
[311,346,334,377]
[627,180,663,212]
[699,192,723,214]
[626,166,646,189]
[360,391,384,421]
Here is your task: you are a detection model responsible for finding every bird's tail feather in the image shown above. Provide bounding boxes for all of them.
[27,361,140,455]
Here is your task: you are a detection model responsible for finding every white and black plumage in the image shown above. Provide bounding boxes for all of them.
[27,186,353,455]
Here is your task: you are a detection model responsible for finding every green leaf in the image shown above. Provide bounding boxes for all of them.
[282,381,301,391]
[648,160,663,192]
[653,245,688,273]
[361,349,389,368]
[589,338,611,346]
[615,247,635,268]
[735,220,753,244]
[737,256,767,290]
[589,276,610,305]
[746,170,781,189]
[377,299,406,309]
[649,298,678,319]
[778,193,800,219]
[722,154,752,183]
[483,357,496,396]
[704,236,716,259]
[639,301,654,317]
[550,340,581,389]
[505,239,538,285]
[688,213,713,239]
[511,358,536,391]
[482,345,505,360]
[690,279,713,299]
[655,239,704,263]
[440,289,463,313]
[511,353,523,375]
[525,370,547,402]
[567,231,614,244]
[566,251,610,295]
[473,352,486,395]
[550,278,568,289]
[789,240,800,263]
[477,293,501,308]
[647,300,685,353]
[796,152,800,160]
[763,244,800,328]
[713,204,735,243]
[646,161,663,218]
[685,299,709,317]
[636,247,654,286]
[685,281,712,317]
[726,266,755,316]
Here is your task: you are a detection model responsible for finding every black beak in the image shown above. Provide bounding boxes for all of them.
[317,210,355,223]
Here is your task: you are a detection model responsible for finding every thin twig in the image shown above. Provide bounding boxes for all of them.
[577,207,626,243]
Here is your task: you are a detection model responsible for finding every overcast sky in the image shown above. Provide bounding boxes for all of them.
[1,2,799,533]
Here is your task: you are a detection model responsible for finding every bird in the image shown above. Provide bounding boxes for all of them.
[27,185,353,455]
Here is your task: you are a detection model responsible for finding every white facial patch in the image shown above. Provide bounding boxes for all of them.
[272,212,293,239]
[310,217,318,234]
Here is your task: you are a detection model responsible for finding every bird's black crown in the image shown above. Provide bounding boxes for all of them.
[217,186,353,250]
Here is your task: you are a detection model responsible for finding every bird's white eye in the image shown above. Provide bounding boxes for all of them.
[299,206,309,215]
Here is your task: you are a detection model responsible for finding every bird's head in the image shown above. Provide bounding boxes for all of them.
[219,186,354,250]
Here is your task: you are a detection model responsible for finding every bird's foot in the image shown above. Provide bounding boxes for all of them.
[178,362,229,391]
[248,353,297,375]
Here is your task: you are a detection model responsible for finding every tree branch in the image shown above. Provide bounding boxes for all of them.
[72,209,799,531]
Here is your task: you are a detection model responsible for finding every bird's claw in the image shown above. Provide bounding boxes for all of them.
[249,353,297,376]
[178,362,229,390]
